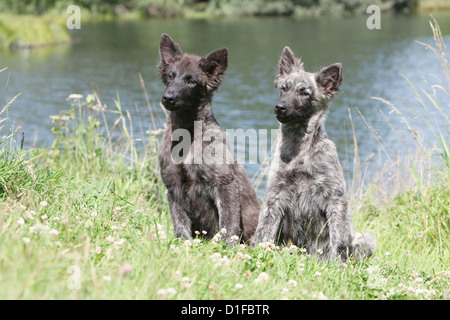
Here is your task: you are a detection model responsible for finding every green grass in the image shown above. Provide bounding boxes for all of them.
[0,19,449,300]
[419,0,450,12]
[0,13,71,50]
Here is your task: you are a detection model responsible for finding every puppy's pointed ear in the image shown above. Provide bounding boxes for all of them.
[278,46,302,76]
[158,34,182,82]
[315,63,343,98]
[199,48,228,91]
[159,33,182,64]
[199,48,228,77]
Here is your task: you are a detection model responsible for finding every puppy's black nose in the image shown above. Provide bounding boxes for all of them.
[275,104,287,113]
[162,94,175,105]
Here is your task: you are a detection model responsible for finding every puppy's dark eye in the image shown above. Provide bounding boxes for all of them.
[280,85,288,92]
[299,90,310,96]
[187,79,196,85]
[167,73,175,81]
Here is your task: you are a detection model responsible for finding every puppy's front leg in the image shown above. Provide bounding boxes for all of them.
[323,196,350,261]
[167,192,192,239]
[215,183,242,245]
[251,193,287,246]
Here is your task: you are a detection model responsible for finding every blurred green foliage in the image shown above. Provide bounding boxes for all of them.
[0,0,420,17]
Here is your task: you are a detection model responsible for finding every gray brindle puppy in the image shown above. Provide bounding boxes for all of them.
[157,34,260,245]
[252,46,375,262]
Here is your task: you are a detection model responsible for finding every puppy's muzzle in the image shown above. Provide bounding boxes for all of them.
[274,103,287,115]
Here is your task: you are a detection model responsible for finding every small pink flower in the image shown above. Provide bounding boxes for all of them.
[119,263,132,276]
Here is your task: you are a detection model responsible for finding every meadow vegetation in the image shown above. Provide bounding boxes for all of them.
[0,19,448,300]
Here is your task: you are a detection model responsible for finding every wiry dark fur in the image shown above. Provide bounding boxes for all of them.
[252,46,375,262]
[157,34,260,245]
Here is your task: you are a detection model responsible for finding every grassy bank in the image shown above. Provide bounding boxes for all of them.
[418,0,450,12]
[0,20,449,300]
[0,14,70,50]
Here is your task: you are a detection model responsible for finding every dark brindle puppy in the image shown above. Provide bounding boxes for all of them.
[157,34,260,245]
[252,46,375,261]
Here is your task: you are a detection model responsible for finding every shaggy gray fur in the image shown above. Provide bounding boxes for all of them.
[252,46,375,262]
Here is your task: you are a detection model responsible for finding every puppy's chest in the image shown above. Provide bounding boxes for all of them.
[161,160,211,192]
[277,158,315,186]
[271,157,335,204]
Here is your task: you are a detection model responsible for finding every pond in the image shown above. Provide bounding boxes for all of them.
[1,12,450,196]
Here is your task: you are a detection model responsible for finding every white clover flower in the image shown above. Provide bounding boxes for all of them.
[119,263,132,276]
[113,239,126,248]
[157,288,177,299]
[317,248,323,255]
[166,288,177,298]
[219,256,230,267]
[211,252,222,261]
[22,237,30,245]
[49,229,58,238]
[17,217,25,226]
[158,230,167,241]
[41,214,48,222]
[106,236,115,243]
[367,266,378,275]
[259,241,275,251]
[254,272,269,283]
[29,224,40,234]
[235,283,243,289]
[424,289,436,299]
[39,201,48,208]
[233,252,244,261]
[243,254,252,262]
[280,288,289,295]
[315,292,327,300]
[193,239,201,246]
[181,277,191,288]
[156,289,167,299]
[27,211,36,220]
[212,232,221,242]
[231,235,239,243]
[113,207,122,216]
[85,220,93,228]
[288,279,297,288]
[184,240,192,248]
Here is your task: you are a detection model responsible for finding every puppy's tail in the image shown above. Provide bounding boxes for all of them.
[352,232,376,259]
